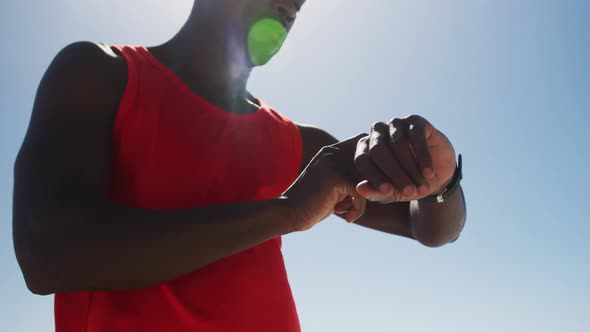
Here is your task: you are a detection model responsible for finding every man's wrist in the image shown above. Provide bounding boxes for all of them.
[267,196,298,236]
[422,154,463,204]
[431,176,454,197]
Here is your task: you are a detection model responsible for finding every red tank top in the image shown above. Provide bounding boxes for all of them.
[54,45,303,332]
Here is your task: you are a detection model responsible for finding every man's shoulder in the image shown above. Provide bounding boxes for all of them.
[39,41,128,114]
[60,41,119,58]
[51,41,127,75]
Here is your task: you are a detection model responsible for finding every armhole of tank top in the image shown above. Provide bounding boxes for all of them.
[110,45,138,144]
[287,118,304,183]
[263,107,304,183]
[294,122,304,177]
[278,118,302,247]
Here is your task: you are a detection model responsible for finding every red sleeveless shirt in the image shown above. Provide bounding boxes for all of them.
[54,46,303,332]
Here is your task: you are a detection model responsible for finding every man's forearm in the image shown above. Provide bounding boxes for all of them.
[410,186,466,247]
[17,197,292,295]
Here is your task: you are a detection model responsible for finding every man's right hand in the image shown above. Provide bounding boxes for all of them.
[282,134,367,232]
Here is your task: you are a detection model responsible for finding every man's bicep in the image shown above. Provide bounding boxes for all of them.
[296,124,339,172]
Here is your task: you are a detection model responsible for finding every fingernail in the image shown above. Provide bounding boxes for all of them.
[418,185,429,196]
[403,186,416,196]
[423,168,434,179]
[380,183,392,193]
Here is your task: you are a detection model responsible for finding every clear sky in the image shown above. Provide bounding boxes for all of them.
[1,0,588,331]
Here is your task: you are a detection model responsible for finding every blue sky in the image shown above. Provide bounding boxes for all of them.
[1,0,588,331]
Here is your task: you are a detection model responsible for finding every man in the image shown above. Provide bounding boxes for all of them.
[13,1,466,331]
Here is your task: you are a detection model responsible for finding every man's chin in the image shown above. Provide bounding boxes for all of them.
[249,52,279,67]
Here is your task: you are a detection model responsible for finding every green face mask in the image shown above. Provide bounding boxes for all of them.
[248,18,288,66]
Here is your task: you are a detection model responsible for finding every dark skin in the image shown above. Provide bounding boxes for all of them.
[13,0,466,296]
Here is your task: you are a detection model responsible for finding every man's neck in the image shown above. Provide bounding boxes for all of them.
[148,7,255,113]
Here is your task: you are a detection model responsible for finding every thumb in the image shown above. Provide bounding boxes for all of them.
[357,180,414,203]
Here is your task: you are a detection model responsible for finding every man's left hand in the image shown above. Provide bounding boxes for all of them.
[354,115,457,203]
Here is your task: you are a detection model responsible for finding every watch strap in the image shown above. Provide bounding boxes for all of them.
[420,154,462,204]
